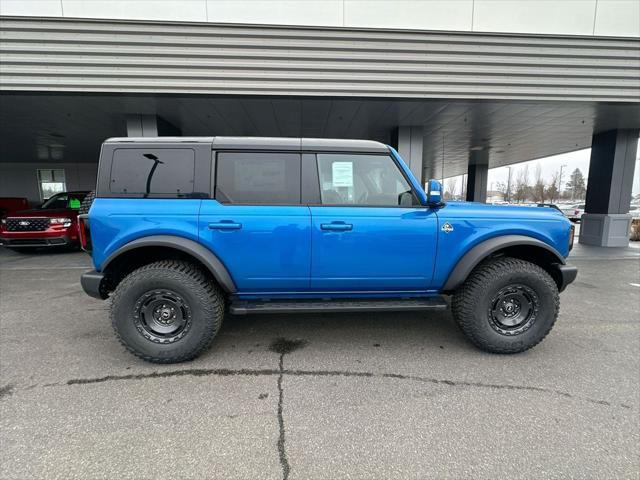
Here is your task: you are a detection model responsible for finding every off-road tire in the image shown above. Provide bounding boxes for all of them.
[451,256,559,354]
[110,260,224,363]
[78,191,95,215]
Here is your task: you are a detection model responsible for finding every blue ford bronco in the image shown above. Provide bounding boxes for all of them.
[79,137,577,363]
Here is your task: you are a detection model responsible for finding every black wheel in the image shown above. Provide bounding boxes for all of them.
[451,257,559,354]
[110,260,224,363]
[78,191,95,215]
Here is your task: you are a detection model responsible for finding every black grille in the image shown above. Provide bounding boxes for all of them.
[6,217,50,232]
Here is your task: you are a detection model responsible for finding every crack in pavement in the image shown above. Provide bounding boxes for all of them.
[13,367,625,410]
[269,338,306,480]
[276,353,290,480]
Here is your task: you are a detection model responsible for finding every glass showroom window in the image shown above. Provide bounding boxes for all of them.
[37,169,66,200]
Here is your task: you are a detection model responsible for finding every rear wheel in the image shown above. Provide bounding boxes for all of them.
[110,260,224,363]
[451,257,559,354]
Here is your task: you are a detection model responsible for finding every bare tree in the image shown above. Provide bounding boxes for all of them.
[513,165,530,203]
[495,181,509,202]
[546,172,560,203]
[444,177,459,200]
[531,164,545,203]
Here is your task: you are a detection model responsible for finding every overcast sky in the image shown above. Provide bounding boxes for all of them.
[445,143,640,197]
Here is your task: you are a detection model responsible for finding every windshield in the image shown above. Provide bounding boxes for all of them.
[41,192,86,210]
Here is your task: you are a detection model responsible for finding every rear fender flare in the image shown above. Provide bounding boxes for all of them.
[443,235,565,292]
[101,235,237,293]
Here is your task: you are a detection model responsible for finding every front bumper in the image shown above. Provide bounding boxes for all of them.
[553,263,578,292]
[81,270,108,299]
[0,235,71,247]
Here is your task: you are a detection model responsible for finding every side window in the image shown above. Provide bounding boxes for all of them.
[215,152,301,204]
[110,148,195,197]
[41,193,69,209]
[316,154,414,206]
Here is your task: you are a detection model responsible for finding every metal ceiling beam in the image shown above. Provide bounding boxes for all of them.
[1,16,639,102]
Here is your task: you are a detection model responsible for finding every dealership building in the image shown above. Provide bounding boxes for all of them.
[0,0,639,246]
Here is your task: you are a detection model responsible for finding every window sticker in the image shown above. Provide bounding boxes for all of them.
[332,162,353,187]
[68,198,81,209]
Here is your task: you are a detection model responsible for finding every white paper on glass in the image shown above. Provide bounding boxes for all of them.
[332,162,353,187]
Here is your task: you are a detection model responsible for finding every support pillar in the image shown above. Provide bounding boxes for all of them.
[465,150,489,203]
[126,114,181,137]
[580,129,638,247]
[391,127,424,186]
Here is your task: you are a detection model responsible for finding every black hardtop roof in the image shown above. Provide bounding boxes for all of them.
[104,136,389,154]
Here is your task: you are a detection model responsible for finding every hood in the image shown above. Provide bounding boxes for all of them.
[6,208,79,218]
[439,201,566,220]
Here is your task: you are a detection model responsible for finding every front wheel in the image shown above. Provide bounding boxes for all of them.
[110,260,224,363]
[451,257,559,354]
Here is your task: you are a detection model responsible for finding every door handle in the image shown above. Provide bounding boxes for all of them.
[320,222,353,232]
[208,221,242,230]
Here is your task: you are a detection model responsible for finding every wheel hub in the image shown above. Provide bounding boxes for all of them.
[488,284,539,335]
[154,304,176,324]
[133,290,192,343]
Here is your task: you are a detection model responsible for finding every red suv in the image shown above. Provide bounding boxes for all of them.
[0,191,89,250]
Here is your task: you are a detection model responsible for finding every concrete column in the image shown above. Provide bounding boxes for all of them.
[126,114,181,137]
[580,129,639,247]
[465,150,489,203]
[391,127,424,185]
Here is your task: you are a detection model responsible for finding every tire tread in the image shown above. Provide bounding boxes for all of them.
[452,256,559,354]
[110,260,223,363]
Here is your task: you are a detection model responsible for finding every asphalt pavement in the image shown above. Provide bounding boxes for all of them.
[0,246,639,479]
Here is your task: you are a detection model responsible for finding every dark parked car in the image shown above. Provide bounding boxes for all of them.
[0,191,89,250]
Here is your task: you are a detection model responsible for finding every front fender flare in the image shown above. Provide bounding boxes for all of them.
[442,235,565,292]
[102,235,237,293]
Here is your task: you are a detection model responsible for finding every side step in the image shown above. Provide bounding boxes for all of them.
[229,297,448,315]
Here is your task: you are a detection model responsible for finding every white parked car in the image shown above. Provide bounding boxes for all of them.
[560,203,585,222]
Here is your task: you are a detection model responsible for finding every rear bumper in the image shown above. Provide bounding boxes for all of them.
[553,263,578,292]
[0,235,71,247]
[81,270,108,299]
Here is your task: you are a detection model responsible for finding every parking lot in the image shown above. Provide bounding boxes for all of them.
[0,245,639,479]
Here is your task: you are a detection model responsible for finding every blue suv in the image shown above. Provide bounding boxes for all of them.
[79,137,577,363]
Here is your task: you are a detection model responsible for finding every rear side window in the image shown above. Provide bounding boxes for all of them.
[215,152,301,204]
[110,148,195,196]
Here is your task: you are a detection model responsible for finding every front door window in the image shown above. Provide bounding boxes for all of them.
[316,154,415,206]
